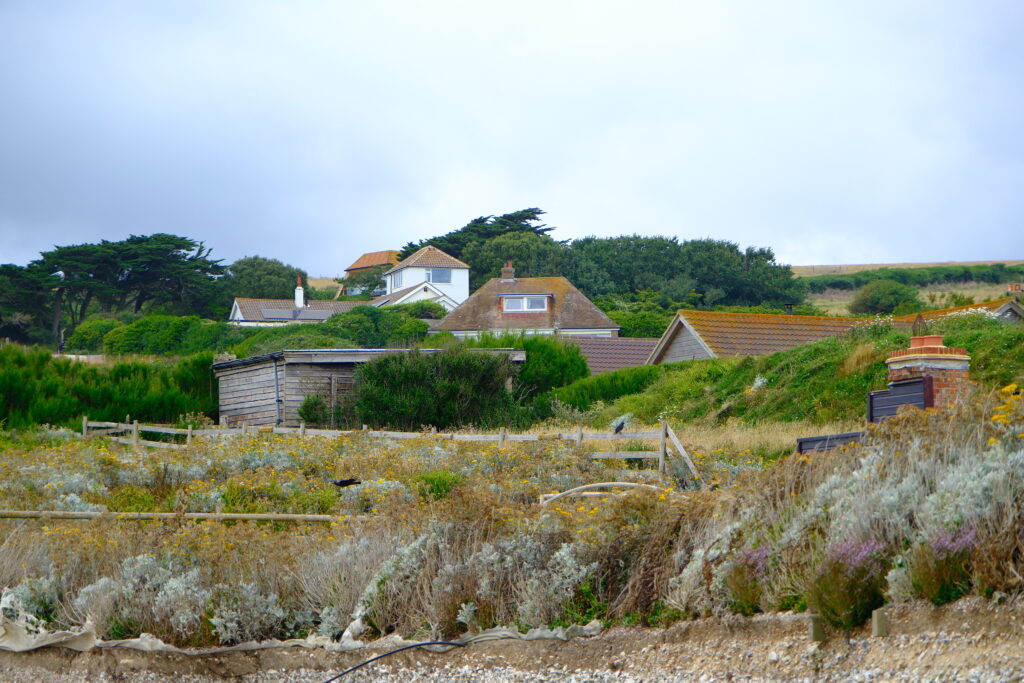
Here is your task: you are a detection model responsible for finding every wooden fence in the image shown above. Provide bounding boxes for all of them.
[81,418,702,485]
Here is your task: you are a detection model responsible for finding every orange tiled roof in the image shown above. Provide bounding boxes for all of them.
[678,310,863,357]
[345,250,399,273]
[566,336,660,374]
[384,246,469,275]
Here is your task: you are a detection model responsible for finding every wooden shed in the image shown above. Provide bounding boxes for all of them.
[212,348,525,427]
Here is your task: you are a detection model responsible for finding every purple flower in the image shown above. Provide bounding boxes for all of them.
[739,546,770,578]
[929,526,977,561]
[824,540,887,579]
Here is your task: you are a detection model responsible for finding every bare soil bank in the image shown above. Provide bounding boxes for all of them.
[2,598,1022,681]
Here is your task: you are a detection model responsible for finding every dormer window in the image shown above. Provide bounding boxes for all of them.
[502,295,549,312]
[426,267,451,284]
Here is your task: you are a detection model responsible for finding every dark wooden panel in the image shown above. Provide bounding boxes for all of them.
[796,431,864,454]
[868,376,933,423]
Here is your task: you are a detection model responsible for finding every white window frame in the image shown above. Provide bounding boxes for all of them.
[392,270,402,288]
[502,295,548,312]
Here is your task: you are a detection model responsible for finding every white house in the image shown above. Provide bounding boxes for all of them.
[383,246,470,308]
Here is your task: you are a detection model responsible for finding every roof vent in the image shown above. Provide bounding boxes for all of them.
[500,261,515,282]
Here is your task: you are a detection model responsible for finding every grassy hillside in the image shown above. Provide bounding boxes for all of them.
[591,315,1024,428]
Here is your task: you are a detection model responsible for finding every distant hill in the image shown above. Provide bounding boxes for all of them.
[792,259,1024,277]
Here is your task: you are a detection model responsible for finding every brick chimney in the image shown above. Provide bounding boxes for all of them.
[885,335,972,407]
[500,261,515,282]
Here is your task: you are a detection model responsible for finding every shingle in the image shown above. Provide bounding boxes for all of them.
[566,336,660,374]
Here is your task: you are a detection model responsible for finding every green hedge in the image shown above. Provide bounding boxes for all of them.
[102,315,249,355]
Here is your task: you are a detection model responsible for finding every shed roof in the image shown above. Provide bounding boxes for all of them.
[566,336,660,375]
[891,296,1023,325]
[384,246,469,275]
[433,275,618,333]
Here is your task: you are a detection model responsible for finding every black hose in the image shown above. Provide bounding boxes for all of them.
[322,640,466,681]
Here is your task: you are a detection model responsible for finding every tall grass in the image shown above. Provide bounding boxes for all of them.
[0,344,216,428]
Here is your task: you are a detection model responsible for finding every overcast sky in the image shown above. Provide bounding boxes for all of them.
[1,1,1021,276]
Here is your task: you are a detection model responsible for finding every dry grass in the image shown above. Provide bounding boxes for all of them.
[809,281,1014,315]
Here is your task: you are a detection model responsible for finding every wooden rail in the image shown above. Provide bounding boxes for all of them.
[0,509,369,523]
[80,418,700,486]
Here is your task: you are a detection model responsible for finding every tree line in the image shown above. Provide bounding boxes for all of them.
[1,210,808,346]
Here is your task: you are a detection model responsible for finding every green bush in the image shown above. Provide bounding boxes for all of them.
[848,279,921,315]
[232,326,359,358]
[412,470,465,501]
[297,395,331,427]
[354,348,521,430]
[66,317,124,353]
[806,540,888,629]
[103,315,249,355]
[518,337,590,397]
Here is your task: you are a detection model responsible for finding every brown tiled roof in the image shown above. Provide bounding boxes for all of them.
[566,336,660,375]
[232,298,367,322]
[672,310,863,358]
[384,246,469,275]
[345,250,399,273]
[433,276,618,333]
[891,296,1019,325]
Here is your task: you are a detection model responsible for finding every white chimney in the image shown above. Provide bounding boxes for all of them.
[295,275,305,308]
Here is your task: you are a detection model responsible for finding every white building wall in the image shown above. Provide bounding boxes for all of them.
[388,266,469,305]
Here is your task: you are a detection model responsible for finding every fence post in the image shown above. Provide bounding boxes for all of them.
[82,415,88,438]
[132,420,140,448]
[299,421,306,438]
[430,426,437,434]
[219,415,227,428]
[186,424,193,447]
[498,427,507,448]
[575,426,583,450]
[659,421,668,475]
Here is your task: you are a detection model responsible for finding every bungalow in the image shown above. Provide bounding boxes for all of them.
[342,250,400,295]
[212,347,525,427]
[430,263,619,339]
[647,310,863,364]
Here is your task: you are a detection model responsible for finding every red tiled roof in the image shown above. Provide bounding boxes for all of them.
[566,336,660,375]
[672,310,863,358]
[433,276,618,333]
[345,250,399,273]
[384,246,469,275]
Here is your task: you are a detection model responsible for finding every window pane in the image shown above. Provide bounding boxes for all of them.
[503,297,524,311]
[526,296,547,310]
[428,268,451,284]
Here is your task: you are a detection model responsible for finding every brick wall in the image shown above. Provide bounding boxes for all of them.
[885,335,972,407]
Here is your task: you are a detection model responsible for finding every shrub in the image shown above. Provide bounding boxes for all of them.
[517,337,590,397]
[806,540,888,629]
[66,317,123,353]
[103,315,247,355]
[354,348,521,430]
[724,546,769,616]
[909,527,976,605]
[848,279,920,315]
[413,470,465,501]
[231,326,359,358]
[298,395,331,427]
